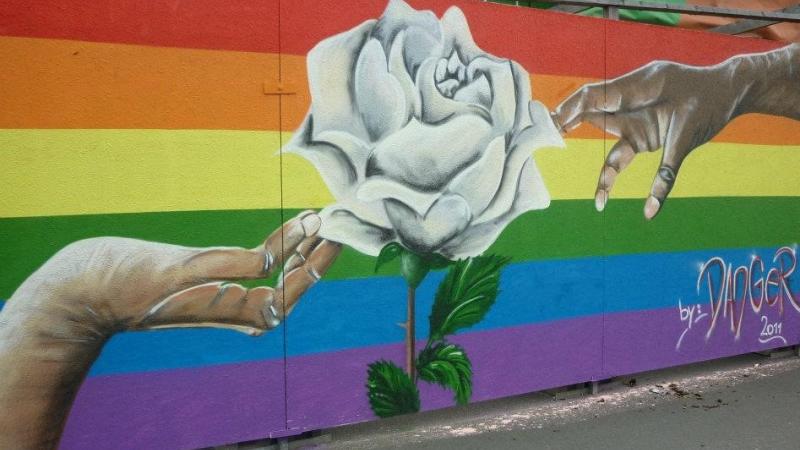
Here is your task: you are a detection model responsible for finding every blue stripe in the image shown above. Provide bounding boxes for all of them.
[3,246,796,375]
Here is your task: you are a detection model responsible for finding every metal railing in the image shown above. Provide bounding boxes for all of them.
[488,1,800,35]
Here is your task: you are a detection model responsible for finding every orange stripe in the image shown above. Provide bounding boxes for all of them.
[1,36,797,145]
[529,74,800,145]
[0,36,280,130]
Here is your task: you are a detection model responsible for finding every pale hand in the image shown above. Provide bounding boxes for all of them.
[0,211,341,449]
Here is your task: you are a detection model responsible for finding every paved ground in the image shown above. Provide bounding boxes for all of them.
[314,351,800,450]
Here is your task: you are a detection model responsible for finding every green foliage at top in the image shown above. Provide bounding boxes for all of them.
[428,255,511,342]
[486,0,684,26]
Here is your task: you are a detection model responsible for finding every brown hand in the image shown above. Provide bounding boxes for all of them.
[553,61,731,219]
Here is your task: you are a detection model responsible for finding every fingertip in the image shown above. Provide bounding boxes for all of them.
[644,196,661,220]
[315,239,343,263]
[550,110,566,135]
[300,213,322,237]
[324,239,343,250]
[595,190,607,212]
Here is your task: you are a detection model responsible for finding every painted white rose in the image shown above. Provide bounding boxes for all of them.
[285,0,564,259]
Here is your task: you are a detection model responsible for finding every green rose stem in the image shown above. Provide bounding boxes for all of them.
[375,244,444,380]
[405,284,416,378]
[398,250,431,380]
[369,249,508,417]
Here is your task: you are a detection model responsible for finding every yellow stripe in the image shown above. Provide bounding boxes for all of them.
[0,130,281,217]
[537,140,800,201]
[1,130,798,218]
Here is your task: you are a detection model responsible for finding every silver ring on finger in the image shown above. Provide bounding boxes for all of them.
[261,298,281,330]
[305,266,321,283]
[263,250,275,274]
[657,165,677,185]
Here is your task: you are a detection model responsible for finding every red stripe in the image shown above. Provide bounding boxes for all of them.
[605,19,780,77]
[0,0,279,54]
[0,0,785,78]
[279,0,606,76]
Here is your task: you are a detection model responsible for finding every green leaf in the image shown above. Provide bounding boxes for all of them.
[417,342,473,405]
[375,242,404,274]
[400,251,430,289]
[366,360,420,418]
[424,253,453,270]
[429,254,511,341]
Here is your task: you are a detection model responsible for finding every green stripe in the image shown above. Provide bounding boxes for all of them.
[1,197,798,299]
[488,0,684,26]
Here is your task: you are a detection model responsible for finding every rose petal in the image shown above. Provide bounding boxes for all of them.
[466,56,517,133]
[472,148,530,225]
[372,0,443,78]
[437,78,460,97]
[388,30,420,121]
[314,129,373,180]
[452,73,492,112]
[446,49,462,74]
[356,176,441,217]
[439,158,545,259]
[365,116,492,192]
[441,6,483,63]
[307,19,376,142]
[285,115,362,199]
[402,26,444,79]
[477,101,564,224]
[372,0,441,61]
[319,205,395,257]
[355,38,408,142]
[326,194,393,228]
[416,57,491,124]
[509,100,566,152]
[511,61,533,132]
[384,193,471,254]
[446,135,505,217]
[435,58,448,83]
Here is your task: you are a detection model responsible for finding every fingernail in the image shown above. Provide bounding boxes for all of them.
[595,191,607,212]
[300,213,322,236]
[644,196,660,220]
[549,111,564,134]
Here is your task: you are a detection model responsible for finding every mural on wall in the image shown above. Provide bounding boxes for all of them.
[0,0,799,448]
[286,0,800,417]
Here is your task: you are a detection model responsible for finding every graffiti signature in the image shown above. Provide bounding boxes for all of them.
[676,246,797,350]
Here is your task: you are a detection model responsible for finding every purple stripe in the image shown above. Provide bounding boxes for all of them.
[60,305,800,448]
[285,316,603,433]
[603,302,800,376]
[60,361,286,450]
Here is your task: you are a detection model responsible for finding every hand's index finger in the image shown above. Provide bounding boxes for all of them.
[553,81,605,133]
[595,139,636,212]
[273,239,342,319]
[263,210,321,275]
[644,118,693,220]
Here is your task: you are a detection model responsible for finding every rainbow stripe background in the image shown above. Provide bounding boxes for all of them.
[1,1,799,448]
